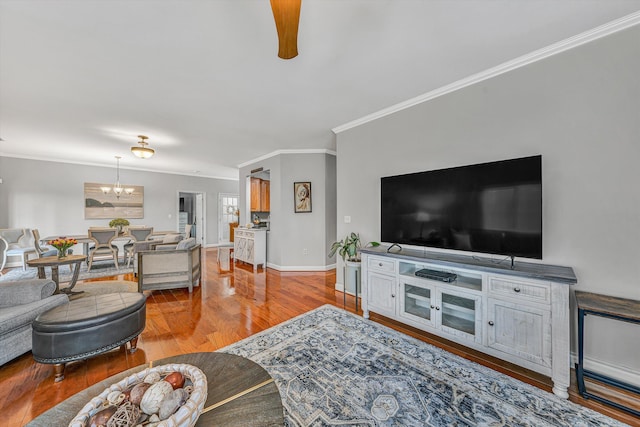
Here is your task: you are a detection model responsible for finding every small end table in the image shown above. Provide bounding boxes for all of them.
[575,290,640,417]
[26,254,87,294]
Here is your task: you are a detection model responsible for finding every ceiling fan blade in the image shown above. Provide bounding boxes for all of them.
[270,0,301,59]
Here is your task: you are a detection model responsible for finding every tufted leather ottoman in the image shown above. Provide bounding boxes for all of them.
[32,292,146,382]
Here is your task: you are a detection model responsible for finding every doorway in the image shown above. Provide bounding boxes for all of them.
[178,191,206,247]
[218,193,239,243]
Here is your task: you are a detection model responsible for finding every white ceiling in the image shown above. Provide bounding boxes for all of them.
[1,1,639,180]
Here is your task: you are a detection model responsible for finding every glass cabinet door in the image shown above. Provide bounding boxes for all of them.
[402,283,434,326]
[439,290,482,343]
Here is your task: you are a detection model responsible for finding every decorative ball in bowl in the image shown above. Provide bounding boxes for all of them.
[68,363,207,427]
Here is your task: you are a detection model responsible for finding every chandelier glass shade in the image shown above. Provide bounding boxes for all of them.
[101,156,134,199]
[131,135,155,159]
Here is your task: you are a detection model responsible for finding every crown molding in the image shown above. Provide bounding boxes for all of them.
[237,148,337,168]
[0,153,238,181]
[333,11,640,134]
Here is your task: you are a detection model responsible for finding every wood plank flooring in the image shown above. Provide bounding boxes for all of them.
[1,248,639,426]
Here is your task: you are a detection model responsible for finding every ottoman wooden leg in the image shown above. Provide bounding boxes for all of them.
[129,336,139,353]
[54,363,65,382]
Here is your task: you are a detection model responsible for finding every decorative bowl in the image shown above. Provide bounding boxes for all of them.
[68,363,207,427]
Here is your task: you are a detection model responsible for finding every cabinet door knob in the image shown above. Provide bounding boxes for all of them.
[430,305,435,309]
[391,294,395,298]
[513,288,521,293]
[488,321,495,326]
[435,306,440,311]
[378,263,383,266]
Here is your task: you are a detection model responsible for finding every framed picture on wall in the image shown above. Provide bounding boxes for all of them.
[294,182,312,213]
[84,182,144,219]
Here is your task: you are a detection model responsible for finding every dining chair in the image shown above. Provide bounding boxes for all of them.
[33,229,74,272]
[0,228,37,271]
[87,227,119,271]
[32,229,57,258]
[123,226,154,267]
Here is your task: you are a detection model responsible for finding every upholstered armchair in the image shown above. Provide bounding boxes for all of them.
[0,278,69,365]
[137,238,201,293]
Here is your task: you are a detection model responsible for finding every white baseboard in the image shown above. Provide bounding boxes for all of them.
[207,243,233,248]
[571,351,640,387]
[266,263,334,272]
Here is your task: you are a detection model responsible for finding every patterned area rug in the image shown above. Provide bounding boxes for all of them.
[221,305,626,427]
[0,259,132,282]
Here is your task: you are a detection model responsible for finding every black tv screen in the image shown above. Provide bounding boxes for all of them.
[381,155,542,259]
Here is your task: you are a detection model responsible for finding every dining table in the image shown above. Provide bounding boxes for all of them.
[41,231,181,258]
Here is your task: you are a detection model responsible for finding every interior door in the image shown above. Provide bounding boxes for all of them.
[218,193,239,242]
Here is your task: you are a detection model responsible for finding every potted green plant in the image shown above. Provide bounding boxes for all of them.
[109,218,130,234]
[329,232,379,262]
[329,232,379,303]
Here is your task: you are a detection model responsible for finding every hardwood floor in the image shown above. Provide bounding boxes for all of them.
[2,248,639,426]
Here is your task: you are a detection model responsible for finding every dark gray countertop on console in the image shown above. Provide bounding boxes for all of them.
[360,246,577,285]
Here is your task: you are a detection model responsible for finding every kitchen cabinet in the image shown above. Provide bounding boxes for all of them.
[250,178,270,212]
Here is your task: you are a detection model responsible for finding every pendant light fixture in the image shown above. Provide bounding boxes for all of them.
[131,135,155,159]
[101,156,134,198]
[270,0,301,59]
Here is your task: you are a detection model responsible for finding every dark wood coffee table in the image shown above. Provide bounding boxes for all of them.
[25,352,284,426]
[26,254,87,294]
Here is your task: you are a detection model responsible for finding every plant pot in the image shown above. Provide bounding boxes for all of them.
[344,260,361,296]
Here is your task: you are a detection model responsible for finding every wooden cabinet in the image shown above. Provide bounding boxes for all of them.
[234,228,266,271]
[229,223,238,242]
[366,271,396,318]
[250,178,270,212]
[487,297,551,367]
[260,179,270,211]
[361,247,575,399]
[250,178,261,212]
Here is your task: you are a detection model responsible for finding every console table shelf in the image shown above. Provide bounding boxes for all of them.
[361,246,576,398]
[575,291,640,417]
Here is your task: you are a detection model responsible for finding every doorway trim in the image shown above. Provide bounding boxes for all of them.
[177,190,206,247]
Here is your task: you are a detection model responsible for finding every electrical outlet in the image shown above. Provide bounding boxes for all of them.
[344,216,351,223]
[303,248,309,255]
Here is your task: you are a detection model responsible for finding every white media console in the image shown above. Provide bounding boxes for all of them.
[360,246,577,398]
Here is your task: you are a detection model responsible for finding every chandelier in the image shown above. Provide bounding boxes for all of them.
[131,135,155,159]
[101,156,134,199]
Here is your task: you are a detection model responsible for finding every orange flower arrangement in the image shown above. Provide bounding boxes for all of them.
[48,237,78,258]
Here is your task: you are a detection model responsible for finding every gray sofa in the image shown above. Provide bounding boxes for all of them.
[0,278,69,365]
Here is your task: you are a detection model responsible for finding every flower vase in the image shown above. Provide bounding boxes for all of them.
[57,248,67,259]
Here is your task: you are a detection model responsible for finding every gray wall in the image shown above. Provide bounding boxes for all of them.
[335,26,640,383]
[0,157,238,245]
[239,151,336,270]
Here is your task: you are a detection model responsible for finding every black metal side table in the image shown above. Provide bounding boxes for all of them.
[575,290,640,417]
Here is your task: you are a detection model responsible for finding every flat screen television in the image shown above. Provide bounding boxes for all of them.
[381,155,542,259]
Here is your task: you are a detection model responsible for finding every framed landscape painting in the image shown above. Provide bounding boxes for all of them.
[294,182,311,213]
[84,182,144,219]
